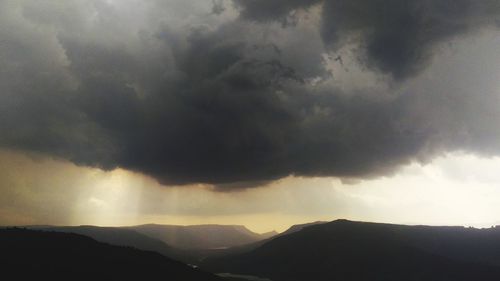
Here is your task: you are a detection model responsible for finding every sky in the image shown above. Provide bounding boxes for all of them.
[0,0,500,233]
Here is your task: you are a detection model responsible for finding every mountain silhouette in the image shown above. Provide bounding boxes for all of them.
[0,228,222,281]
[280,221,327,236]
[193,221,328,261]
[24,224,277,264]
[29,225,192,262]
[202,220,500,281]
[128,224,270,249]
[260,230,279,239]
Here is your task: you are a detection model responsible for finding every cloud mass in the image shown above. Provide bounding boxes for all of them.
[0,0,499,188]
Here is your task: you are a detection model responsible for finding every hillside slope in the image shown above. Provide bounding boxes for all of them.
[202,220,500,281]
[0,228,222,281]
[31,225,190,262]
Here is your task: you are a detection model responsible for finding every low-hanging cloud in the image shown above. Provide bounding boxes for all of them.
[0,0,499,188]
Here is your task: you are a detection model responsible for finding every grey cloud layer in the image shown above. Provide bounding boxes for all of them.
[237,0,500,78]
[0,0,499,187]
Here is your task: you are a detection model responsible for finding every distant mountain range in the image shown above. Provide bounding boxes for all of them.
[126,224,276,249]
[201,220,500,281]
[25,223,279,264]
[14,220,500,281]
[0,228,222,281]
[27,224,277,250]
[204,221,328,258]
[28,225,188,261]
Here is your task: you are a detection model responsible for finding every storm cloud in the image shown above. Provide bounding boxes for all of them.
[0,0,499,188]
[237,0,500,78]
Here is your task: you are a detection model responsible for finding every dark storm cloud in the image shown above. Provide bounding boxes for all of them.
[211,0,226,15]
[234,0,321,21]
[0,0,499,188]
[236,0,500,78]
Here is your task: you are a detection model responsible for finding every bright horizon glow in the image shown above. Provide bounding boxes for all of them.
[2,149,500,233]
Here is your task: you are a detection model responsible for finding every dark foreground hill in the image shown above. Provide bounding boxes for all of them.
[202,220,500,281]
[0,228,222,281]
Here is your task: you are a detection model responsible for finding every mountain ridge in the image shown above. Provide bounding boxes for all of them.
[127,223,269,249]
[201,219,500,281]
